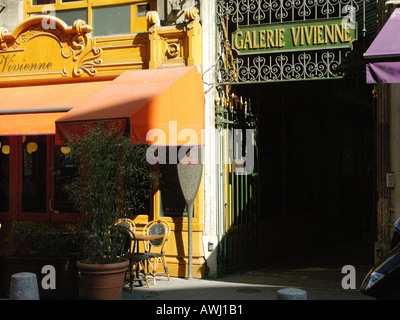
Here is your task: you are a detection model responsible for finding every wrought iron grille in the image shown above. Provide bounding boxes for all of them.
[214,89,259,275]
[216,0,366,84]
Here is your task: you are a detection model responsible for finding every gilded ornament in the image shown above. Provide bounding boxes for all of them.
[167,43,180,59]
[185,7,199,21]
[146,11,160,26]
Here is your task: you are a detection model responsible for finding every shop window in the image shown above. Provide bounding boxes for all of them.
[159,163,188,217]
[54,146,78,213]
[32,0,55,5]
[124,153,152,216]
[53,145,151,215]
[92,5,131,36]
[22,136,47,213]
[56,8,88,26]
[27,1,155,34]
[0,137,9,213]
[137,4,150,17]
[157,146,194,218]
[33,0,83,4]
[133,2,153,31]
[128,187,151,216]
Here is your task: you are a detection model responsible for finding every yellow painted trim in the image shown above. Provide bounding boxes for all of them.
[26,0,153,13]
[131,0,156,33]
[93,0,135,5]
[87,1,93,26]
[130,4,135,33]
[26,1,157,35]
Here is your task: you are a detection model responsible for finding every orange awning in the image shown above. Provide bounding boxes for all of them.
[55,66,205,146]
[0,81,111,135]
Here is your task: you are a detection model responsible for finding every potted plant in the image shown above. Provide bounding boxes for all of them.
[62,123,157,300]
[3,221,81,300]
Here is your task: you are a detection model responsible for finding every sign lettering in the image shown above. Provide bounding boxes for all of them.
[232,18,357,55]
[0,54,53,74]
[0,16,102,82]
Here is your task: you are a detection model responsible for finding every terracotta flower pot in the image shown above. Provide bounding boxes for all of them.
[77,258,129,300]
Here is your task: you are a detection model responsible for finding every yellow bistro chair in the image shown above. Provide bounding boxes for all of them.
[110,218,151,290]
[143,219,171,285]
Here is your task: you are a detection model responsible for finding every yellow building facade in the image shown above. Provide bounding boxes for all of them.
[0,0,206,278]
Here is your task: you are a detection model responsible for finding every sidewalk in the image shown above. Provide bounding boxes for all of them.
[121,264,375,300]
[122,237,377,301]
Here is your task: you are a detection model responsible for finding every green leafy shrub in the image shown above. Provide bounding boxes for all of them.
[62,123,157,264]
[6,221,80,258]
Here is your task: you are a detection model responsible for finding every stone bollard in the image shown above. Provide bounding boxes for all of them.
[9,272,40,300]
[276,287,307,300]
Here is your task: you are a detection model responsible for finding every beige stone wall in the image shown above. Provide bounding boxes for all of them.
[0,0,23,32]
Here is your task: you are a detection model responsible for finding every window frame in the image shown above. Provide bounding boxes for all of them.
[25,0,156,34]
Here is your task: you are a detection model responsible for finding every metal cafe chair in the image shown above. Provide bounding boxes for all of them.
[110,218,151,291]
[110,218,136,251]
[142,219,171,285]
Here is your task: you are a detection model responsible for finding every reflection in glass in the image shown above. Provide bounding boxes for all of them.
[32,0,55,5]
[1,145,10,155]
[56,8,88,26]
[93,5,131,36]
[0,137,9,212]
[137,4,150,17]
[54,146,77,213]
[22,136,46,213]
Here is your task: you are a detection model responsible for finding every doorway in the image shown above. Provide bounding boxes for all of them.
[0,136,50,223]
[234,78,376,265]
[0,135,76,225]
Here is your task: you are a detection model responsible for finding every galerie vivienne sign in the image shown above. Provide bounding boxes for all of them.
[217,0,363,84]
[232,18,357,55]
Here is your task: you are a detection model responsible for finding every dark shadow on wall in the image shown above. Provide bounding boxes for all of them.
[217,76,377,276]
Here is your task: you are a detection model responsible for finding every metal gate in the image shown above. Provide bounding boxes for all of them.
[215,87,259,275]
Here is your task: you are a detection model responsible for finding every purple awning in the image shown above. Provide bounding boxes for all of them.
[365,8,400,83]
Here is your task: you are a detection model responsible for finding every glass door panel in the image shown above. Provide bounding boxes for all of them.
[21,136,47,214]
[54,145,77,213]
[0,137,10,213]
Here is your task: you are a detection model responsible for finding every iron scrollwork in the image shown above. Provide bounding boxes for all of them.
[216,0,364,84]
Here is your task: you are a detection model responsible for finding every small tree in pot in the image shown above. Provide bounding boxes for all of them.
[62,123,157,299]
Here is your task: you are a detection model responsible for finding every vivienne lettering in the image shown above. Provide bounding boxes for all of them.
[0,54,53,73]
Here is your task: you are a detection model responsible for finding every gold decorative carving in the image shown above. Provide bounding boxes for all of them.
[0,28,10,50]
[185,7,200,30]
[147,11,160,34]
[146,11,160,26]
[0,16,102,81]
[185,7,200,21]
[70,20,102,77]
[166,43,180,59]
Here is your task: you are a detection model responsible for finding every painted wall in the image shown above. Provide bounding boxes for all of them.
[0,0,23,32]
[199,0,219,278]
[389,83,400,240]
